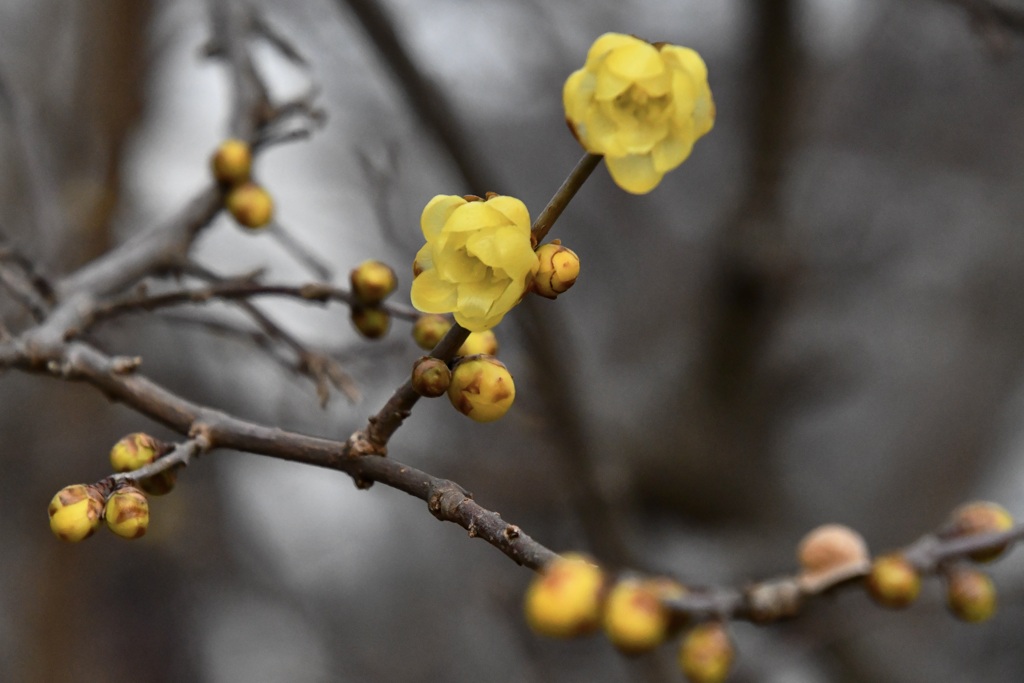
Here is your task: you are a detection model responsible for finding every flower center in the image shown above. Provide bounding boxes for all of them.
[615,85,671,123]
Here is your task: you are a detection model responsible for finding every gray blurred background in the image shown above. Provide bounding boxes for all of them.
[2,0,1024,681]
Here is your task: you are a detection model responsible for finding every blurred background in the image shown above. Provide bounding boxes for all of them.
[2,0,1024,681]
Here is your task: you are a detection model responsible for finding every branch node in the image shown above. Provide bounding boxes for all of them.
[347,430,385,458]
[111,356,143,374]
[504,524,521,541]
[744,577,803,623]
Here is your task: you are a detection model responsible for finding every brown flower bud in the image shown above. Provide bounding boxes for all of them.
[797,524,870,591]
[411,356,451,397]
[944,501,1015,563]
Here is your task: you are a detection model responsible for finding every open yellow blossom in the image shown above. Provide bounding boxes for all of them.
[564,33,715,194]
[411,194,539,332]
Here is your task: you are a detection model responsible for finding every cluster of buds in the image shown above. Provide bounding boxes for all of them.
[868,499,1011,622]
[410,346,517,423]
[48,482,150,542]
[523,555,734,683]
[349,260,398,339]
[866,501,1013,623]
[409,307,509,421]
[210,139,274,230]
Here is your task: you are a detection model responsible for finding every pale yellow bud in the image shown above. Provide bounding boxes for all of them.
[210,139,252,185]
[447,355,515,422]
[532,242,580,299]
[48,484,106,542]
[104,486,150,539]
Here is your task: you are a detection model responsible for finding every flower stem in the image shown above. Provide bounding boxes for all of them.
[530,153,602,245]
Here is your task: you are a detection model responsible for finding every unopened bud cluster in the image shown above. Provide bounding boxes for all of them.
[210,139,275,230]
[48,482,150,542]
[863,500,1014,624]
[46,432,188,543]
[349,260,398,339]
[523,555,733,682]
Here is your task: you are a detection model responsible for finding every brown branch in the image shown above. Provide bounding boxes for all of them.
[86,279,420,325]
[660,524,1023,623]
[182,264,362,405]
[530,153,603,245]
[5,336,556,569]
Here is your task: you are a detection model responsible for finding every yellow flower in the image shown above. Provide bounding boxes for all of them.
[564,33,715,194]
[411,194,539,332]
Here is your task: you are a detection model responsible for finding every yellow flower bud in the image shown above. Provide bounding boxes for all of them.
[945,567,996,623]
[104,486,150,539]
[109,432,160,472]
[564,33,715,194]
[350,260,398,306]
[351,307,391,339]
[48,484,105,542]
[210,138,252,185]
[603,578,670,654]
[524,554,605,638]
[866,554,921,609]
[457,330,498,357]
[410,194,539,332]
[678,622,734,683]
[447,355,515,422]
[411,356,451,398]
[412,314,453,350]
[225,182,274,229]
[945,501,1015,563]
[532,242,580,299]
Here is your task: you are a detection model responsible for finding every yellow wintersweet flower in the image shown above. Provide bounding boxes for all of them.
[411,194,539,332]
[564,33,715,194]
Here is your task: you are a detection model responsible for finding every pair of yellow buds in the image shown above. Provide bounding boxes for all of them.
[349,260,399,339]
[211,139,274,229]
[866,501,1012,623]
[48,483,149,542]
[413,354,515,423]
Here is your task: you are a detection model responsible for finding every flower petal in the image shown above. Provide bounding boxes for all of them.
[413,243,434,275]
[652,134,694,172]
[410,269,458,313]
[594,68,632,101]
[466,226,538,277]
[563,69,595,123]
[421,195,466,241]
[605,153,664,195]
[584,33,638,69]
[660,45,708,83]
[604,41,664,82]
[456,279,508,322]
[484,196,531,233]
[445,200,511,232]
